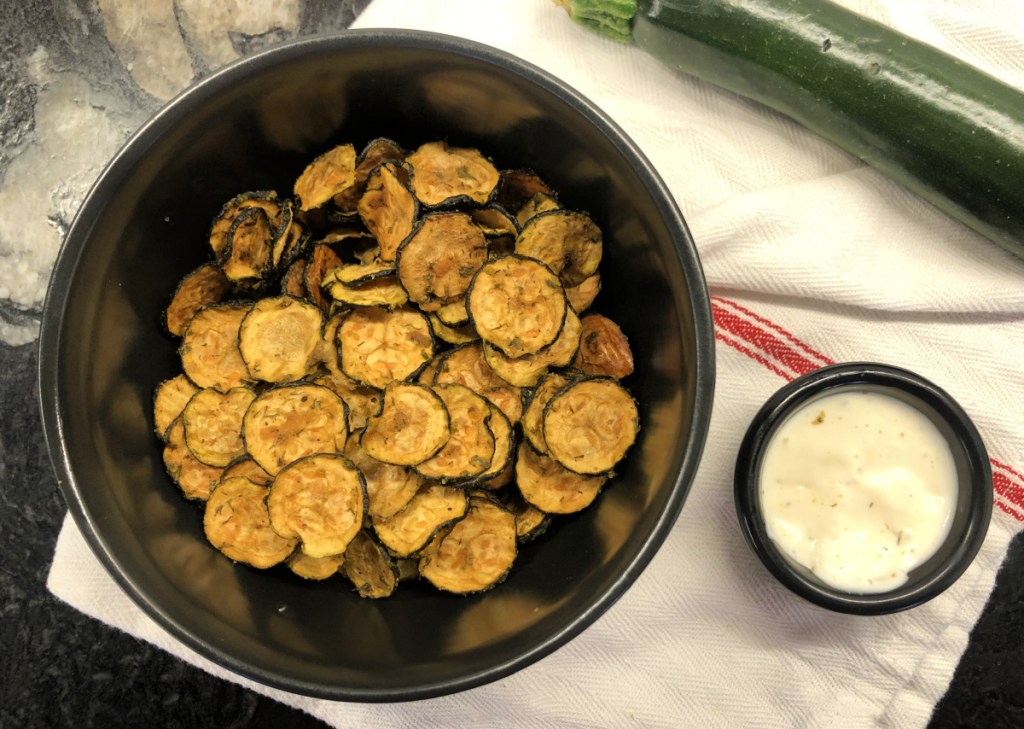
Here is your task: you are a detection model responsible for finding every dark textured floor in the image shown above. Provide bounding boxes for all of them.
[3,1,1024,727]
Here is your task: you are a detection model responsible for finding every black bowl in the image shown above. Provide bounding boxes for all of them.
[38,30,714,699]
[734,362,991,615]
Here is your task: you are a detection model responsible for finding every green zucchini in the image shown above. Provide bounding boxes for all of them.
[556,0,1024,258]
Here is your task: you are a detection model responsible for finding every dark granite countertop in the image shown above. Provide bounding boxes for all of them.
[2,1,1023,727]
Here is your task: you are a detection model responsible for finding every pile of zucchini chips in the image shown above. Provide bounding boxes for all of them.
[153,139,639,597]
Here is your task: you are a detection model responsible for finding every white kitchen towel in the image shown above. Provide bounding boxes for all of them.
[48,0,1024,727]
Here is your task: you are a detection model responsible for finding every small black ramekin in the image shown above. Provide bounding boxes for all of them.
[734,362,992,615]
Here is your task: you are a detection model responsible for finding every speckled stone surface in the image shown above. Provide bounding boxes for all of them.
[2,1,1023,727]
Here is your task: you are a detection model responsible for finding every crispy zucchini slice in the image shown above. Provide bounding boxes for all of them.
[506,490,552,543]
[396,212,488,312]
[466,254,567,358]
[153,374,199,441]
[334,137,407,214]
[268,453,366,558]
[280,257,308,298]
[208,191,282,261]
[221,206,275,285]
[287,550,345,580]
[182,386,256,467]
[179,302,253,393]
[471,205,519,238]
[336,305,434,389]
[341,529,400,598]
[326,274,409,309]
[164,263,231,337]
[515,192,561,228]
[482,305,582,388]
[361,382,451,466]
[515,441,606,514]
[406,141,500,207]
[435,297,470,327]
[312,371,382,432]
[294,143,357,211]
[573,313,635,380]
[239,295,324,383]
[242,383,349,475]
[496,168,555,214]
[371,483,469,557]
[514,209,603,287]
[477,401,514,483]
[415,384,495,483]
[221,456,273,487]
[325,261,397,286]
[433,342,523,423]
[419,497,517,594]
[357,161,418,262]
[543,378,639,475]
[565,272,601,314]
[163,418,223,501]
[304,243,343,313]
[521,371,574,454]
[344,437,423,520]
[203,475,297,568]
[429,315,479,346]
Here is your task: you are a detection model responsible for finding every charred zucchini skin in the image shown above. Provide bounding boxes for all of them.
[624,0,1024,256]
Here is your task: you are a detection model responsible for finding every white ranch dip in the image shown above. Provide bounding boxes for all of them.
[760,389,958,594]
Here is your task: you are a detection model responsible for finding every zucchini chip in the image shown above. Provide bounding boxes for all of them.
[325,261,397,286]
[396,212,488,312]
[313,371,382,431]
[433,342,523,423]
[221,456,273,487]
[179,302,253,393]
[565,272,601,314]
[361,382,451,466]
[304,243,343,313]
[221,206,274,285]
[471,205,519,238]
[435,298,470,327]
[429,315,479,346]
[341,529,400,598]
[477,401,514,483]
[268,453,366,558]
[164,263,231,337]
[482,306,582,388]
[325,274,409,309]
[573,313,635,380]
[208,191,283,261]
[521,372,574,454]
[406,141,500,207]
[336,305,434,389]
[163,418,223,501]
[242,383,349,475]
[357,161,418,262]
[153,374,199,441]
[344,437,423,520]
[294,143,357,211]
[419,498,517,594]
[506,490,552,543]
[239,295,324,383]
[287,550,345,581]
[280,257,308,298]
[543,378,639,475]
[415,384,495,483]
[466,254,567,358]
[182,386,256,467]
[515,441,607,514]
[372,483,469,557]
[515,191,561,228]
[204,475,298,568]
[496,168,555,214]
[514,209,603,287]
[334,137,407,214]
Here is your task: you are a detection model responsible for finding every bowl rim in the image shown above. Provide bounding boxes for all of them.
[37,28,716,699]
[733,362,992,616]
